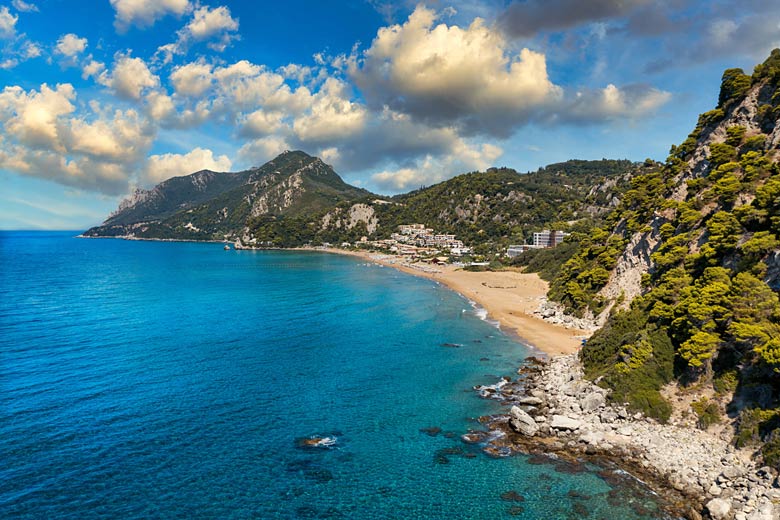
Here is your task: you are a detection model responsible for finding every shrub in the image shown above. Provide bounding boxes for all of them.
[741,134,766,154]
[725,125,746,146]
[713,370,739,395]
[709,143,737,166]
[692,399,721,429]
[718,68,751,107]
[761,431,780,469]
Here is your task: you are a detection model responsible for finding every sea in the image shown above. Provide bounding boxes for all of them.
[0,231,674,519]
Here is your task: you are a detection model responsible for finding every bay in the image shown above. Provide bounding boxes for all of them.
[0,232,670,519]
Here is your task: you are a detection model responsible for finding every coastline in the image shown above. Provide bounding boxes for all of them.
[472,355,780,520]
[301,247,591,357]
[312,246,780,518]
[70,236,780,517]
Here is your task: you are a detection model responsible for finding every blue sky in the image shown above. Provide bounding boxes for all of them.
[1,0,779,229]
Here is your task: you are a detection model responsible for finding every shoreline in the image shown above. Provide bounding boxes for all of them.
[471,355,780,520]
[72,236,780,517]
[298,247,591,357]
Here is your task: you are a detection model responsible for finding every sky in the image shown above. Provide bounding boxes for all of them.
[1,1,779,229]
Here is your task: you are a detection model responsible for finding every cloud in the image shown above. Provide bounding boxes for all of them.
[236,136,291,167]
[64,108,153,163]
[156,4,239,60]
[239,109,285,137]
[143,147,231,184]
[186,5,238,43]
[350,5,562,137]
[55,33,87,57]
[0,6,18,39]
[110,0,189,32]
[371,141,503,191]
[98,54,160,100]
[170,59,213,97]
[11,0,38,13]
[292,78,367,142]
[559,84,671,124]
[499,0,649,38]
[144,91,176,121]
[81,58,105,80]
[0,83,156,194]
[0,83,75,150]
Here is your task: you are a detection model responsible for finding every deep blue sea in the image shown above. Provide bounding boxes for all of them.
[0,232,673,519]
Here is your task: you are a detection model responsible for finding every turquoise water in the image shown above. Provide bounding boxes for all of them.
[0,232,671,519]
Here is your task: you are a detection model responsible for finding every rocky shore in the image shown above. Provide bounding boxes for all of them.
[467,355,780,520]
[533,297,600,332]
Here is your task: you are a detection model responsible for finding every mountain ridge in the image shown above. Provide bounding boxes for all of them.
[84,150,370,240]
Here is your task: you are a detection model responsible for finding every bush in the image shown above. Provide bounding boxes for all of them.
[692,399,721,429]
[761,431,780,469]
[713,370,739,395]
[725,125,746,146]
[718,68,751,107]
[735,408,780,447]
[626,389,672,423]
[741,134,766,154]
[709,143,737,166]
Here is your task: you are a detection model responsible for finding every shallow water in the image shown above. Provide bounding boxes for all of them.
[0,232,672,519]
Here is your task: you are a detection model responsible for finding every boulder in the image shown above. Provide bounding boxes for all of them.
[600,409,618,423]
[705,498,732,520]
[580,431,604,446]
[518,396,543,406]
[581,392,606,412]
[746,500,778,520]
[550,415,582,431]
[722,465,744,480]
[509,406,539,436]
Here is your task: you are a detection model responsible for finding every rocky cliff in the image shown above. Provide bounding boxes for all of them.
[572,50,780,470]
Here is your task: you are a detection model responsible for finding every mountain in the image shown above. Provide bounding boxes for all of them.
[88,149,638,248]
[524,50,780,466]
[276,159,640,249]
[83,150,369,241]
[367,160,641,252]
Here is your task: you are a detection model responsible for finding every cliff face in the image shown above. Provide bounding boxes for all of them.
[576,50,780,467]
[84,151,369,241]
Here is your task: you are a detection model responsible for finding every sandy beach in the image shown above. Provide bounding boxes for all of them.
[314,248,590,356]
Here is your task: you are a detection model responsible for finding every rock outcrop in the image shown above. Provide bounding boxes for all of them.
[470,355,780,519]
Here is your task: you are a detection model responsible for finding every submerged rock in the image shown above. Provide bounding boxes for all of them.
[500,490,525,502]
[419,426,442,437]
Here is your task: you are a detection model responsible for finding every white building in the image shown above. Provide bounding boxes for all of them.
[532,230,568,248]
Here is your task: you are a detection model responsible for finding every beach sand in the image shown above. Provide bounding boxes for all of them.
[318,248,590,356]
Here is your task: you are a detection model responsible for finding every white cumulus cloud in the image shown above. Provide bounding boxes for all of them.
[0,83,157,194]
[371,141,502,191]
[55,33,87,57]
[561,84,672,123]
[292,78,367,142]
[98,54,160,100]
[169,59,213,97]
[144,147,232,184]
[351,5,562,136]
[110,0,189,32]
[156,4,239,60]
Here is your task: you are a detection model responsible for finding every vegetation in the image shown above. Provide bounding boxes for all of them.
[570,51,780,451]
